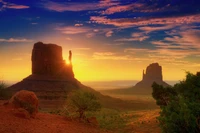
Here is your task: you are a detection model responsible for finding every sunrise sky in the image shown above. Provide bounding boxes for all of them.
[0,0,200,83]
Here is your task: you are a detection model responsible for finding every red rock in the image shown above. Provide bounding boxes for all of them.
[7,42,78,110]
[31,42,74,78]
[9,90,39,117]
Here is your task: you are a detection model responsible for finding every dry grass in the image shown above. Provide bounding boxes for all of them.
[124,109,161,133]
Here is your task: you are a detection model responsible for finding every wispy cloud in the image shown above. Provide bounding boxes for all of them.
[65,37,72,41]
[105,31,113,37]
[90,14,200,28]
[149,28,200,61]
[101,3,142,15]
[115,32,149,42]
[124,48,150,53]
[93,52,130,60]
[56,26,91,34]
[6,4,29,9]
[43,1,100,12]
[99,0,119,8]
[153,29,200,50]
[74,24,83,27]
[12,58,23,61]
[0,0,29,11]
[86,33,95,38]
[56,25,115,39]
[31,23,38,25]
[75,48,91,50]
[139,25,175,33]
[0,38,33,42]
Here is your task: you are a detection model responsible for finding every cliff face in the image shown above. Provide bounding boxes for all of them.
[31,42,74,78]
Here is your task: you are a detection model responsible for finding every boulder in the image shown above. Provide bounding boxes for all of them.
[9,90,39,117]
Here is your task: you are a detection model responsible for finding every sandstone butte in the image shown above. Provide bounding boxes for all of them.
[7,42,79,109]
[135,63,169,89]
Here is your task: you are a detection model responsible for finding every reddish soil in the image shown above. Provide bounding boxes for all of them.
[0,101,109,133]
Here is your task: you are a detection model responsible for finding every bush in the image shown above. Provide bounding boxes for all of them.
[0,81,11,100]
[152,72,200,133]
[65,90,101,120]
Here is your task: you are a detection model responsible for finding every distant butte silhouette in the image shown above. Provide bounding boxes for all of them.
[134,63,169,89]
[103,63,169,95]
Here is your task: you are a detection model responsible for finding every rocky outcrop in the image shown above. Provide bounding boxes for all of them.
[9,90,39,118]
[134,63,169,93]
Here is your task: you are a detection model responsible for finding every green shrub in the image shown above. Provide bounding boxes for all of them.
[152,72,200,133]
[65,90,101,119]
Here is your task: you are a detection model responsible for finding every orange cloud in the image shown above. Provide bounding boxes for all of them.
[56,26,91,34]
[74,24,83,27]
[105,31,113,37]
[0,0,29,11]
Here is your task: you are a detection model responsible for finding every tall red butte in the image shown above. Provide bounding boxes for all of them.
[8,42,78,109]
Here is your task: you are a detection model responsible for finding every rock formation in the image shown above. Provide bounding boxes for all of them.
[7,42,78,109]
[9,90,39,118]
[134,63,169,93]
[142,63,162,82]
[32,42,74,78]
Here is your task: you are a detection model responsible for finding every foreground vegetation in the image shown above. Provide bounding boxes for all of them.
[152,72,200,133]
[0,82,11,100]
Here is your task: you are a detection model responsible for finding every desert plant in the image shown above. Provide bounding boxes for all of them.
[66,90,101,120]
[0,81,11,100]
[152,72,200,133]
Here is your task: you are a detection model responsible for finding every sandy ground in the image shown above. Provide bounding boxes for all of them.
[0,101,109,133]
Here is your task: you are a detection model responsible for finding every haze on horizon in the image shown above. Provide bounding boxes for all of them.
[0,0,200,83]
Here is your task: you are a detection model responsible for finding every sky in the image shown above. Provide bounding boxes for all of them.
[0,0,200,83]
